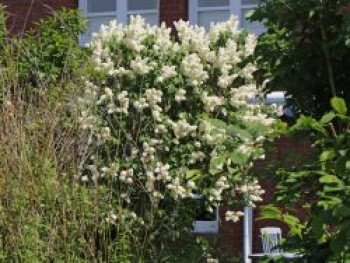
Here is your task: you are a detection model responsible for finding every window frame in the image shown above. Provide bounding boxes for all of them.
[188,0,261,33]
[190,194,220,235]
[79,0,159,45]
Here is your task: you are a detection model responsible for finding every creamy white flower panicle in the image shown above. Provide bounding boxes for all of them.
[153,23,173,53]
[230,84,257,107]
[175,89,186,102]
[201,92,224,112]
[181,53,209,87]
[157,65,177,83]
[130,57,153,75]
[189,151,206,164]
[225,210,244,222]
[119,168,134,184]
[236,180,265,207]
[170,118,197,139]
[245,34,257,56]
[116,91,129,114]
[78,15,279,223]
[167,178,186,200]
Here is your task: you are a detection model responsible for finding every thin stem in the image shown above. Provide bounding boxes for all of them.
[320,23,337,98]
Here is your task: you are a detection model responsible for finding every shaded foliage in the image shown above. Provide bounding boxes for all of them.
[261,98,350,262]
[251,0,350,118]
[15,8,88,85]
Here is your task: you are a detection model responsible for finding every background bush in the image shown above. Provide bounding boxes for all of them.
[252,0,350,118]
[14,8,88,86]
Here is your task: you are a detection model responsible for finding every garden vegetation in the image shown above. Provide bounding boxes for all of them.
[0,6,279,263]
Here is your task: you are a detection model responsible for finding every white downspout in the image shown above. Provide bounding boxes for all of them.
[243,207,253,263]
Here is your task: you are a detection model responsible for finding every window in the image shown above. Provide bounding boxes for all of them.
[191,195,220,234]
[79,0,159,45]
[189,0,264,35]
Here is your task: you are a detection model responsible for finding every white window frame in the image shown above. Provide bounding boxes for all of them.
[191,195,220,235]
[188,0,262,33]
[79,0,159,45]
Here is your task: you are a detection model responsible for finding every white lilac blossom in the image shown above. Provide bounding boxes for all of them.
[130,57,153,75]
[181,53,209,87]
[175,89,187,102]
[201,92,224,112]
[157,65,177,83]
[225,210,244,222]
[78,15,279,224]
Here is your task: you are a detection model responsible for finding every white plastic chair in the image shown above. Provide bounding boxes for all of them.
[260,227,283,254]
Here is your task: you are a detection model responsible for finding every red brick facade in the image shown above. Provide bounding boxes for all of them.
[3,0,312,256]
[4,0,188,35]
[160,0,188,28]
[4,0,78,35]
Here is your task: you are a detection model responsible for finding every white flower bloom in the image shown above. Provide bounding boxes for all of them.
[225,210,244,222]
[130,56,153,75]
[245,33,257,56]
[171,119,197,139]
[79,14,278,228]
[157,65,177,83]
[181,53,208,87]
[116,91,129,114]
[189,151,206,163]
[81,175,89,182]
[175,89,187,102]
[201,92,224,112]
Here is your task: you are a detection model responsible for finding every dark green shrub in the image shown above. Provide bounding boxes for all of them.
[251,0,350,118]
[17,8,88,85]
[260,98,350,262]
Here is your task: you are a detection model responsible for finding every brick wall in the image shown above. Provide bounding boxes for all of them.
[159,0,188,28]
[3,0,78,35]
[4,0,187,35]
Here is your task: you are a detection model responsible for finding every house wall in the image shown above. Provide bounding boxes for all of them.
[2,0,313,257]
[159,0,188,28]
[3,0,78,35]
[3,0,188,35]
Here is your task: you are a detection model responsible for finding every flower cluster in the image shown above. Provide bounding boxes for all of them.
[225,210,245,223]
[236,180,266,207]
[78,15,278,226]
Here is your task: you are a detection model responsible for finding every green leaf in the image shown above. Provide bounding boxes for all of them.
[258,205,282,221]
[320,150,336,162]
[230,152,248,165]
[346,161,350,171]
[210,156,225,167]
[330,231,347,254]
[185,169,203,181]
[319,112,335,124]
[319,174,341,184]
[208,119,227,129]
[331,97,347,115]
[311,216,324,238]
[309,10,315,19]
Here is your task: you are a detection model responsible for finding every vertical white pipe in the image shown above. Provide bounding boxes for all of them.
[243,207,253,263]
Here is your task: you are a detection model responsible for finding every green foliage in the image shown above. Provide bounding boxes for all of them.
[260,98,350,262]
[0,11,244,262]
[0,4,6,51]
[251,0,350,118]
[16,8,88,85]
